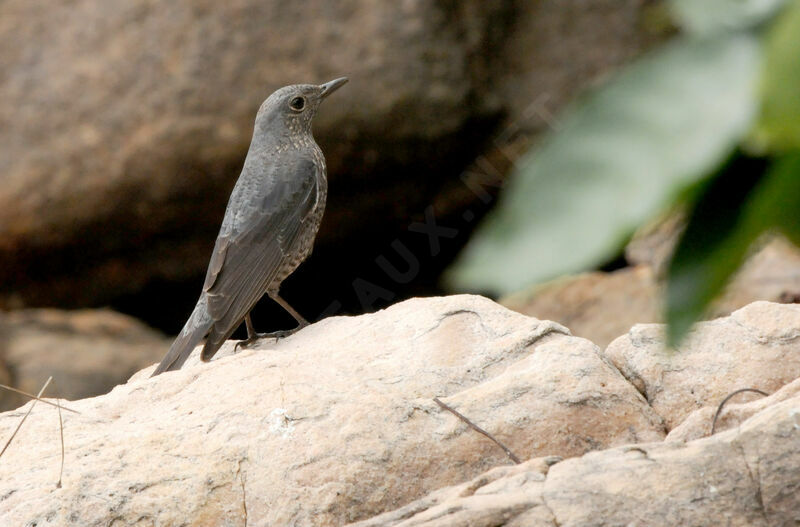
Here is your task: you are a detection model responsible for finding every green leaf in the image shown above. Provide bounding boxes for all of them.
[447,34,761,294]
[666,152,800,345]
[751,153,800,245]
[753,0,800,151]
[669,0,788,34]
[665,157,766,345]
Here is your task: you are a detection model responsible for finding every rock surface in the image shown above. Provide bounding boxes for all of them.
[0,0,659,326]
[350,394,800,527]
[3,296,796,526]
[0,354,12,411]
[503,237,800,348]
[0,309,169,411]
[714,237,800,311]
[0,295,664,526]
[502,265,660,349]
[667,376,800,442]
[624,210,686,274]
[605,300,800,430]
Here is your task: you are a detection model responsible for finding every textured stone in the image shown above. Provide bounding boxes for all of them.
[604,301,800,430]
[0,295,663,526]
[0,353,12,410]
[348,457,560,527]
[503,237,800,349]
[0,309,169,411]
[667,376,800,442]
[501,265,660,349]
[349,394,800,526]
[624,210,686,273]
[714,237,800,313]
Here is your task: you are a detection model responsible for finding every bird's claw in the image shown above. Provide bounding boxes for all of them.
[234,334,263,352]
[234,327,302,351]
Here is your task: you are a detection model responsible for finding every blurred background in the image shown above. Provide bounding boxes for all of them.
[1,0,798,409]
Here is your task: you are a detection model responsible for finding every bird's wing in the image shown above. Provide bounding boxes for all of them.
[201,155,320,333]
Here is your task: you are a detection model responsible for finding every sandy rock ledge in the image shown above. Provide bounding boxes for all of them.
[605,300,800,430]
[0,296,797,526]
[0,308,169,411]
[0,295,660,526]
[350,394,800,526]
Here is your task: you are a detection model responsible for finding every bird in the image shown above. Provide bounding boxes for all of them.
[151,77,348,376]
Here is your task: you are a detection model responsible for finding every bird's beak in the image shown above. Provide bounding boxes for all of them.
[319,77,348,99]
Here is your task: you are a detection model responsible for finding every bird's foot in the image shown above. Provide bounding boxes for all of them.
[262,327,302,341]
[234,326,304,351]
[234,334,263,352]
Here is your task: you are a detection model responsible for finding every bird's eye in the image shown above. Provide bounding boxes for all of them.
[289,96,305,112]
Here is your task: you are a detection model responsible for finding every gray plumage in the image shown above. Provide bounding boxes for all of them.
[152,77,347,376]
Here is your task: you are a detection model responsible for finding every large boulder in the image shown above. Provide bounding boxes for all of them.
[667,376,800,442]
[502,265,661,349]
[0,0,504,310]
[0,308,169,411]
[503,237,800,348]
[0,295,663,526]
[0,0,659,330]
[350,394,800,526]
[1,296,798,525]
[604,300,800,431]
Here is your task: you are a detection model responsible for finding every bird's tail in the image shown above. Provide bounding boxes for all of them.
[151,295,214,376]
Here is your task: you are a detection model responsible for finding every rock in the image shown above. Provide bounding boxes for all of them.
[492,0,663,139]
[501,265,660,349]
[0,295,664,526]
[714,237,800,313]
[667,377,800,443]
[0,0,500,311]
[0,309,169,411]
[624,210,686,273]
[351,393,800,526]
[348,457,562,527]
[502,237,800,349]
[0,0,506,311]
[0,354,12,410]
[604,301,800,431]
[0,0,659,328]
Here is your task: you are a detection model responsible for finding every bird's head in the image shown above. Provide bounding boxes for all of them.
[255,77,348,138]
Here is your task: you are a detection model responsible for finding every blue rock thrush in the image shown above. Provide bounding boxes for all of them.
[152,77,348,375]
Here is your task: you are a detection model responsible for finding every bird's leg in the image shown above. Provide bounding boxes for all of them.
[234,295,310,351]
[234,313,265,351]
[262,292,309,339]
[271,293,309,327]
